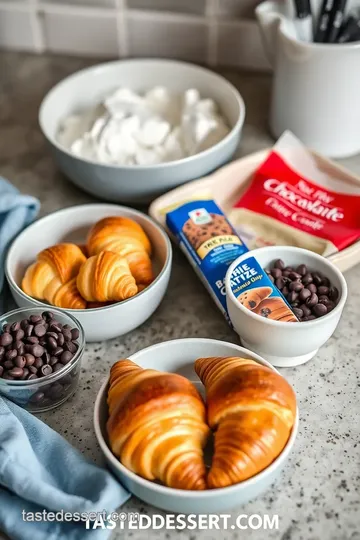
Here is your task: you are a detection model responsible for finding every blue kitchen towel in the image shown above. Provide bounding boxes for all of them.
[0,396,131,540]
[0,177,40,315]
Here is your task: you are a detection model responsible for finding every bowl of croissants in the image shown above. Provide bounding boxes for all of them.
[93,338,298,514]
[5,204,172,341]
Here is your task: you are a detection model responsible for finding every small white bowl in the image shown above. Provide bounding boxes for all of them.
[93,338,298,514]
[39,59,245,204]
[226,246,348,368]
[5,204,172,342]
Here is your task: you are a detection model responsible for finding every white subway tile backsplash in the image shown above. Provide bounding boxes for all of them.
[43,10,119,55]
[0,7,37,50]
[127,12,208,62]
[40,0,116,6]
[0,0,269,71]
[214,0,260,19]
[127,0,206,15]
[217,20,270,71]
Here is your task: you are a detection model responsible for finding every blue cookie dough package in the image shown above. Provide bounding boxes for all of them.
[166,199,249,324]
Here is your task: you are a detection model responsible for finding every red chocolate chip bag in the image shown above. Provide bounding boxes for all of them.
[229,132,360,256]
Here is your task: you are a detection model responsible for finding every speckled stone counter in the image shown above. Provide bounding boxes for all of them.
[0,51,359,540]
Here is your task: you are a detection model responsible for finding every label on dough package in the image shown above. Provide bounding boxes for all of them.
[165,198,298,325]
[165,199,249,324]
[228,256,298,322]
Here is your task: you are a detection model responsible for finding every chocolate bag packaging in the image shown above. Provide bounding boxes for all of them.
[228,132,360,256]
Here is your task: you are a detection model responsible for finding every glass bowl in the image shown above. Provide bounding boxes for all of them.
[0,307,85,413]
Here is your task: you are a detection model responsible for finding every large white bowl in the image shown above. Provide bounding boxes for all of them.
[5,204,172,342]
[39,59,245,204]
[93,338,298,514]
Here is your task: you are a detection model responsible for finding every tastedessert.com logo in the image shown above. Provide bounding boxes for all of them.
[22,510,279,531]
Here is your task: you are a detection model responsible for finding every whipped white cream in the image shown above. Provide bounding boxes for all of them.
[57,87,230,166]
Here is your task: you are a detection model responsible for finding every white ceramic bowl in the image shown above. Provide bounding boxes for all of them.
[93,338,298,514]
[39,59,245,204]
[5,204,172,342]
[226,246,348,368]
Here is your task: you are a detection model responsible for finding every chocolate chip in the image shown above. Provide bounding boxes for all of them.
[5,349,17,361]
[24,353,35,366]
[60,351,73,365]
[26,336,39,345]
[47,337,57,350]
[0,366,4,377]
[43,351,51,364]
[25,325,34,337]
[20,368,29,380]
[50,356,58,366]
[28,366,38,374]
[274,259,285,269]
[3,324,11,333]
[27,374,38,380]
[4,360,14,370]
[53,347,64,357]
[271,268,283,279]
[42,311,54,321]
[34,325,46,337]
[34,357,44,369]
[289,281,304,292]
[57,333,65,346]
[62,330,72,342]
[30,391,45,403]
[31,344,45,358]
[296,264,307,276]
[29,315,43,324]
[0,346,4,360]
[50,322,62,333]
[0,333,13,347]
[249,300,256,309]
[329,286,339,301]
[306,293,318,308]
[299,288,311,302]
[70,328,80,340]
[312,273,323,286]
[313,304,328,317]
[20,319,29,330]
[302,273,313,285]
[8,367,24,378]
[275,277,285,290]
[53,363,64,372]
[293,307,304,319]
[2,373,14,380]
[288,291,298,304]
[14,356,26,368]
[64,341,76,354]
[282,286,289,296]
[289,271,302,280]
[40,364,53,377]
[307,283,317,294]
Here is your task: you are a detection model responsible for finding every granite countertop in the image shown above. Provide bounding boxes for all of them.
[1,51,359,540]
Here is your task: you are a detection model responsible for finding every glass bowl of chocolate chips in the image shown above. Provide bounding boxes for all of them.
[0,307,84,412]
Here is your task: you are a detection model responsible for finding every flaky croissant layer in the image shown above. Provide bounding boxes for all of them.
[22,243,87,309]
[87,216,154,287]
[77,251,138,302]
[195,356,297,488]
[107,360,210,490]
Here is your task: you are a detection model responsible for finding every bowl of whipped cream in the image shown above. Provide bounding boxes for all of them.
[39,59,245,203]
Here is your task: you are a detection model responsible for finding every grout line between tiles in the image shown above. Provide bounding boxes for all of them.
[116,0,128,57]
[206,0,219,67]
[126,8,206,25]
[30,0,45,53]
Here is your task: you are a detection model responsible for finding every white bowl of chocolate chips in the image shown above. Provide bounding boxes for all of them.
[226,246,348,368]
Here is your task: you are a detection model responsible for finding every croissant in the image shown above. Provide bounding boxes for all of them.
[107,359,210,490]
[195,356,296,488]
[87,217,154,287]
[22,243,87,309]
[76,251,138,302]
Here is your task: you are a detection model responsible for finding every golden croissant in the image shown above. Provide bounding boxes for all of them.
[195,356,297,488]
[22,243,87,309]
[76,251,138,302]
[87,216,153,287]
[107,359,210,490]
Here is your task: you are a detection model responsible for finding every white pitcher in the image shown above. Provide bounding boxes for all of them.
[256,0,360,158]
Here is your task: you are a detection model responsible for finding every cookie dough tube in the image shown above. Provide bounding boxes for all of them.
[166,199,249,326]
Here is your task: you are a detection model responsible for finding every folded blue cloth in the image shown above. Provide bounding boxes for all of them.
[0,397,131,540]
[0,177,40,315]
